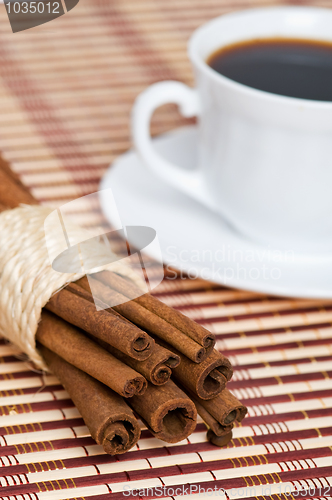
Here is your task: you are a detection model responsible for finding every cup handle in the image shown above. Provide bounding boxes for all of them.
[132,81,210,205]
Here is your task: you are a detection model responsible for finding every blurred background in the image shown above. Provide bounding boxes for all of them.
[0,0,307,222]
[1,3,332,500]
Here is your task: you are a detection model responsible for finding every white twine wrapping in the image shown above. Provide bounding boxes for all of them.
[0,205,143,370]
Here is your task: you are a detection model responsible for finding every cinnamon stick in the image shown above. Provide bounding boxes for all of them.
[96,341,180,386]
[67,281,135,325]
[0,162,206,365]
[68,283,181,385]
[0,156,36,207]
[39,345,141,454]
[96,270,215,350]
[0,159,242,449]
[0,202,10,212]
[162,345,233,400]
[191,389,247,427]
[129,380,197,443]
[45,287,154,360]
[193,397,233,437]
[37,311,147,397]
[69,279,231,394]
[207,428,233,447]
[77,275,208,363]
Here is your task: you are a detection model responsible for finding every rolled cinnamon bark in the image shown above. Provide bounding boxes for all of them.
[37,311,147,397]
[45,287,154,360]
[193,396,233,436]
[69,280,230,393]
[0,156,36,207]
[96,270,215,350]
[129,380,197,443]
[0,162,206,364]
[97,338,180,385]
[191,389,247,426]
[67,281,134,325]
[39,345,141,454]
[69,286,180,384]
[77,276,207,363]
[207,428,233,447]
[0,202,10,212]
[162,346,233,400]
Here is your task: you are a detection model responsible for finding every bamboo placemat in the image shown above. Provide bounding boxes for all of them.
[0,0,332,499]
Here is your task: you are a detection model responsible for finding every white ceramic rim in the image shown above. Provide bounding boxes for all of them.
[188,6,332,110]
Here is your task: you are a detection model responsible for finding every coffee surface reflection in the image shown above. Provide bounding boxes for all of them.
[207,38,332,101]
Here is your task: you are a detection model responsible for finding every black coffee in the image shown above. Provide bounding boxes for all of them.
[207,38,332,101]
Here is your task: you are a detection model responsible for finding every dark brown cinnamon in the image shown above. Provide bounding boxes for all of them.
[77,275,207,363]
[45,287,154,360]
[37,311,147,397]
[129,380,197,443]
[0,156,36,207]
[193,396,233,436]
[191,389,247,426]
[207,428,233,447]
[99,341,180,385]
[164,346,233,400]
[68,282,181,385]
[96,270,215,350]
[0,158,242,451]
[67,281,134,325]
[39,345,141,454]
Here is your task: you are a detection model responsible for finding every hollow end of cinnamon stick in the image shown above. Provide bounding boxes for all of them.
[72,278,154,359]
[46,286,154,361]
[95,270,216,351]
[194,389,248,427]
[132,335,150,353]
[215,403,244,426]
[151,365,172,385]
[167,354,180,368]
[80,275,207,364]
[223,409,238,425]
[207,428,233,447]
[150,352,180,385]
[143,348,180,385]
[195,346,209,363]
[201,334,215,351]
[129,380,197,443]
[101,418,141,455]
[39,346,141,455]
[124,377,147,397]
[98,339,180,386]
[222,389,248,424]
[171,348,233,400]
[37,311,147,398]
[157,404,196,443]
[196,367,227,400]
[235,405,248,422]
[147,401,197,443]
[191,393,233,437]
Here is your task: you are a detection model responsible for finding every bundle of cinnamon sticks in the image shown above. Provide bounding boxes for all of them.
[0,155,247,454]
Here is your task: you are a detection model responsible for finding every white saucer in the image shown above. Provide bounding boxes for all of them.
[100,126,332,298]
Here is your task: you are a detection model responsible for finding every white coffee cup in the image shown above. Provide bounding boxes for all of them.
[132,7,332,253]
